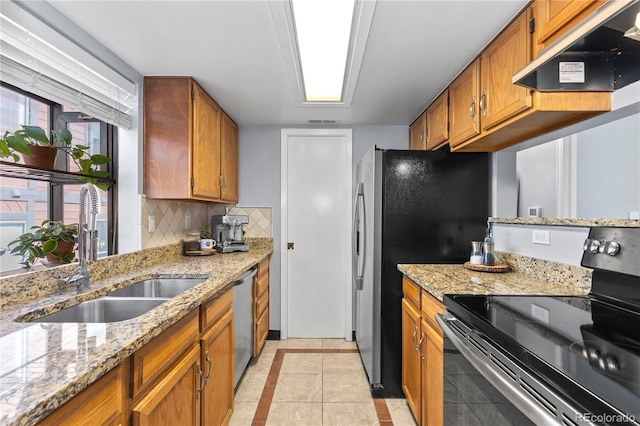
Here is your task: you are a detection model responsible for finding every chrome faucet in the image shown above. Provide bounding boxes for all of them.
[64,184,100,291]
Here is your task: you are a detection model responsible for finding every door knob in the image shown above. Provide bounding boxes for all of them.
[288,242,295,250]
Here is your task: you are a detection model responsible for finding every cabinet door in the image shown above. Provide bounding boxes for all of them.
[192,82,222,200]
[143,77,192,199]
[401,298,422,422]
[449,61,480,147]
[426,90,449,150]
[536,0,604,51]
[220,112,239,203]
[409,113,427,150]
[422,319,443,426]
[132,345,201,426]
[201,308,234,426]
[480,9,532,131]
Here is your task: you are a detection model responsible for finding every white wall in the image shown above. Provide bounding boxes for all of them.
[238,125,407,330]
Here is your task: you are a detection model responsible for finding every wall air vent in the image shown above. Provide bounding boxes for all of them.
[308,119,339,125]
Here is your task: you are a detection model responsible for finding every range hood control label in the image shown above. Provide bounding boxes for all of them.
[559,62,585,83]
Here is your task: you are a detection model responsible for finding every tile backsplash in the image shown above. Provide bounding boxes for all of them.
[141,197,271,248]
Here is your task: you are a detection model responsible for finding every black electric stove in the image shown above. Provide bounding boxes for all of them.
[441,227,640,425]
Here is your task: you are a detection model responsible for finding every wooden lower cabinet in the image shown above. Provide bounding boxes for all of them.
[253,257,270,357]
[401,297,422,419]
[38,361,127,426]
[401,276,445,426]
[201,308,234,426]
[132,345,202,426]
[38,284,242,426]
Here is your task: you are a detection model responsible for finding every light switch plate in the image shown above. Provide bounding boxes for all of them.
[148,215,155,233]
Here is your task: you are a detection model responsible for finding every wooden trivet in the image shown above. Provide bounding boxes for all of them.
[464,261,509,273]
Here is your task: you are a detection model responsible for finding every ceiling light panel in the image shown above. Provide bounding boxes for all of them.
[291,0,355,102]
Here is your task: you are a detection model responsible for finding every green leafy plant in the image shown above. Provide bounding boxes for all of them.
[0,125,111,190]
[7,220,78,268]
[200,227,214,240]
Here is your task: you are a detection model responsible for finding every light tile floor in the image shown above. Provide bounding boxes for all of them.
[229,339,417,426]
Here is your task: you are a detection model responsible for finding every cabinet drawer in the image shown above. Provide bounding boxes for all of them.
[421,290,444,333]
[255,288,269,319]
[200,288,233,332]
[257,257,269,278]
[255,271,269,298]
[132,309,199,398]
[39,362,126,426]
[402,276,421,310]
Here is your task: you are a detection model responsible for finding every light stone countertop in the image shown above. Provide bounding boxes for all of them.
[0,240,272,426]
[398,261,590,303]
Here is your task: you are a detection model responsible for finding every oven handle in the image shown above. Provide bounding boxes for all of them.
[435,313,572,426]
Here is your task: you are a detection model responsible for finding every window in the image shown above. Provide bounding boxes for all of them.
[0,83,117,274]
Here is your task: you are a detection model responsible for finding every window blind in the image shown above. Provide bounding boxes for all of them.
[0,9,135,129]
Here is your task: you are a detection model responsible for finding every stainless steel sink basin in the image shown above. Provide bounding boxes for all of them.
[106,278,206,298]
[28,297,167,323]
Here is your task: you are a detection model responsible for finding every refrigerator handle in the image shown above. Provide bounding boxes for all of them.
[353,182,365,290]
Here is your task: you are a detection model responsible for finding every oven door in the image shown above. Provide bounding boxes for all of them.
[437,312,594,426]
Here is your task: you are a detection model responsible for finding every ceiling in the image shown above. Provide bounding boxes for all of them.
[47,0,528,127]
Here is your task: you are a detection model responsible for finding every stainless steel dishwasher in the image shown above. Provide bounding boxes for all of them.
[233,266,257,387]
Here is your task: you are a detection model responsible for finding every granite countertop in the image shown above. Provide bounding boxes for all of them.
[0,242,272,426]
[398,263,589,302]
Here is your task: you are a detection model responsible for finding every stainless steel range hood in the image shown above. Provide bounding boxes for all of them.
[514,0,640,91]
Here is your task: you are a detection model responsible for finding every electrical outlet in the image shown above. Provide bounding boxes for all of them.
[532,229,550,245]
[630,211,640,220]
[148,215,155,233]
[531,303,550,324]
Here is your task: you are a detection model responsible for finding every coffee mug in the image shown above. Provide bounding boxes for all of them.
[200,239,215,250]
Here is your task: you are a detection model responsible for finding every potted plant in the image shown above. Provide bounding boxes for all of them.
[199,227,215,251]
[0,125,111,190]
[7,220,78,268]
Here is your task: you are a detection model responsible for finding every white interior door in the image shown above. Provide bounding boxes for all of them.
[281,129,352,339]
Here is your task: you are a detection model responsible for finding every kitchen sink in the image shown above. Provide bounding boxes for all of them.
[106,278,206,298]
[27,297,168,323]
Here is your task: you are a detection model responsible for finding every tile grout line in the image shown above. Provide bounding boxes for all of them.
[249,347,394,425]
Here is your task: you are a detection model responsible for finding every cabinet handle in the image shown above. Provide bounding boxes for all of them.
[411,326,418,349]
[469,96,477,123]
[416,332,425,353]
[196,362,204,399]
[479,88,487,117]
[204,351,212,385]
[425,126,429,144]
[420,130,424,141]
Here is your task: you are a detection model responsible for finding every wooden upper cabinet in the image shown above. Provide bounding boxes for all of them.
[409,112,427,150]
[144,76,238,202]
[425,90,448,150]
[220,112,239,203]
[192,83,222,200]
[535,0,606,54]
[449,60,481,147]
[480,8,532,131]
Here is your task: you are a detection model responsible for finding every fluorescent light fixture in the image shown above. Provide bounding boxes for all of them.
[291,0,355,102]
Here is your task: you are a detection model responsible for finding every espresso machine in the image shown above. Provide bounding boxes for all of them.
[211,213,250,253]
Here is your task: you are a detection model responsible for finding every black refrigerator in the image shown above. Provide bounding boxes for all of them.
[352,146,489,398]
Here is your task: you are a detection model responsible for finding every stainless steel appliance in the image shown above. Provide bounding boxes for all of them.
[211,213,249,253]
[353,146,489,397]
[438,226,640,425]
[233,267,257,387]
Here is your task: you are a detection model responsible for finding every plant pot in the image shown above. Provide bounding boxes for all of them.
[22,145,57,169]
[45,240,76,266]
